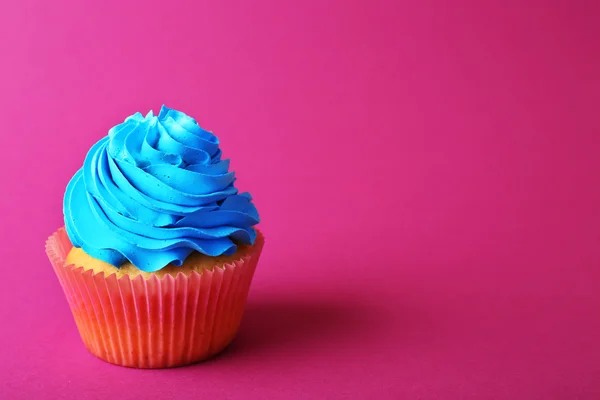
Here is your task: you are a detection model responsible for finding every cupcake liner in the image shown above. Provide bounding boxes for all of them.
[46,228,263,368]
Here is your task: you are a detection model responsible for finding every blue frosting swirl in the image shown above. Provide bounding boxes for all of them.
[64,105,260,272]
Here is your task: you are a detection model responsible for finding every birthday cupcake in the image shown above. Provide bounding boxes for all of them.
[45,105,263,368]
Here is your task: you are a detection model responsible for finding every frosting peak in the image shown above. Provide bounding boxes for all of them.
[64,105,260,272]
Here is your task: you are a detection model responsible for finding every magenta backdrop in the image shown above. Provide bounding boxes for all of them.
[1,0,599,399]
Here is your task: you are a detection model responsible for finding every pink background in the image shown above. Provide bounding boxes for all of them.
[1,0,599,398]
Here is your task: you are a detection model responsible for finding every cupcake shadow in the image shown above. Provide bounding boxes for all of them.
[220,296,377,357]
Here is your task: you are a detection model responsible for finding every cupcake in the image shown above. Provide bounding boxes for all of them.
[46,105,263,368]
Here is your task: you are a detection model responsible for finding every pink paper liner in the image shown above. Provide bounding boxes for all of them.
[45,228,263,368]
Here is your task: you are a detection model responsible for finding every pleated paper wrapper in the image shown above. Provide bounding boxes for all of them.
[45,228,263,368]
